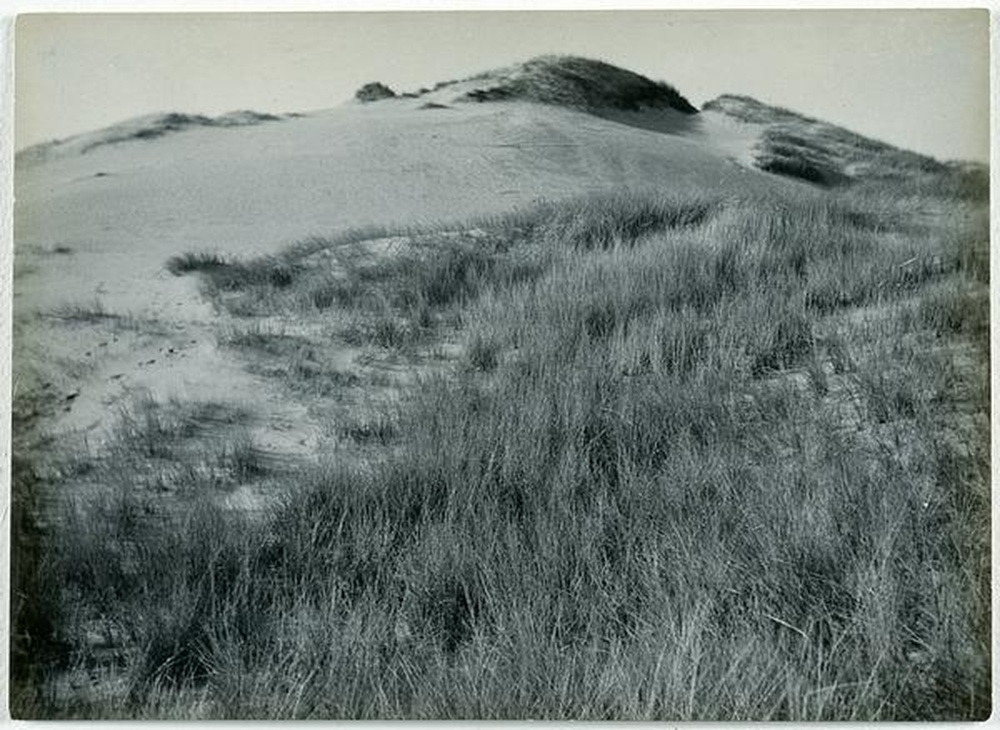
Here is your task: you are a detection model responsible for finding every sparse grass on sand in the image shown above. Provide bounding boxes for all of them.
[11,174,989,719]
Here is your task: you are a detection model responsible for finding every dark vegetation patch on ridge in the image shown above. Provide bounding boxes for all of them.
[703,94,987,197]
[459,55,699,113]
[355,82,397,103]
[17,110,289,163]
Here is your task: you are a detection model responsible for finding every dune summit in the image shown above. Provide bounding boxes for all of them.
[453,55,699,113]
[356,55,699,114]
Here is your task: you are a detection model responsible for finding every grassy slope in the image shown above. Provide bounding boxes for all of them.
[12,174,989,719]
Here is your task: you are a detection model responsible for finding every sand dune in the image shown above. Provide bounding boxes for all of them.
[10,54,989,720]
[18,49,958,466]
[14,97,786,313]
[12,91,780,479]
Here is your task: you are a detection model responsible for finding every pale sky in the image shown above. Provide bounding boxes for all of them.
[14,9,991,162]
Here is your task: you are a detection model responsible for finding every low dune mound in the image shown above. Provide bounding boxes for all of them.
[17,109,287,164]
[702,94,981,193]
[447,55,698,114]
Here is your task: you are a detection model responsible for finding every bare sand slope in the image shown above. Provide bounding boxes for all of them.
[13,97,797,483]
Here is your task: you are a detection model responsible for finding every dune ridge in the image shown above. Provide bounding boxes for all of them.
[703,94,986,191]
[16,109,292,165]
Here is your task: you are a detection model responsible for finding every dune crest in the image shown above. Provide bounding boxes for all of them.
[455,55,698,113]
[358,55,698,115]
[703,93,986,191]
[17,109,290,165]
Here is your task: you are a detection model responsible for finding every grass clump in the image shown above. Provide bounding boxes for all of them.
[168,251,300,294]
[46,299,122,324]
[466,334,500,372]
[51,393,264,500]
[919,283,989,349]
[542,193,716,250]
[355,82,396,102]
[166,251,229,276]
